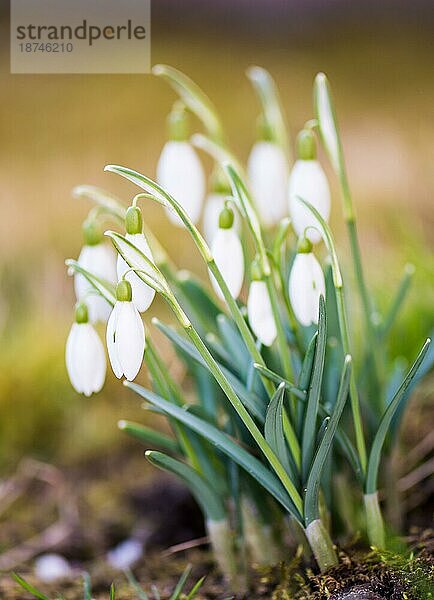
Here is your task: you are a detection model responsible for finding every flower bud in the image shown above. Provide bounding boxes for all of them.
[157,106,205,226]
[288,129,330,244]
[117,208,156,313]
[247,139,289,227]
[247,260,276,347]
[106,293,146,381]
[288,250,325,326]
[210,209,244,300]
[66,304,106,396]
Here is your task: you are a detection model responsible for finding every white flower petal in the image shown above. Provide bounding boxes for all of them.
[288,253,325,326]
[288,160,331,244]
[210,228,244,300]
[106,303,123,379]
[247,141,289,227]
[66,323,106,396]
[247,280,277,346]
[157,141,205,226]
[116,233,156,312]
[107,539,143,570]
[116,302,145,381]
[74,244,117,323]
[35,554,72,582]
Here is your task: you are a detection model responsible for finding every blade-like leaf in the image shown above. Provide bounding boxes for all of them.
[72,184,125,220]
[175,270,221,337]
[302,296,327,483]
[65,258,116,305]
[185,576,205,600]
[298,331,318,392]
[146,451,226,522]
[169,564,192,600]
[124,568,150,600]
[127,382,301,522]
[12,574,50,600]
[365,339,431,493]
[83,572,92,600]
[252,363,306,400]
[304,355,352,525]
[265,383,293,477]
[118,420,180,454]
[110,583,116,600]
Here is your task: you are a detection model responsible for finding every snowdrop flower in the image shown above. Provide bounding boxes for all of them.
[247,259,276,346]
[202,172,240,244]
[66,302,106,396]
[107,538,143,570]
[107,280,145,381]
[247,121,289,227]
[288,129,331,244]
[156,104,205,226]
[116,205,155,312]
[74,221,117,323]
[288,237,326,326]
[210,206,244,300]
[35,554,72,582]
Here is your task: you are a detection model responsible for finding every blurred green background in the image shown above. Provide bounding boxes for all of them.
[0,1,432,470]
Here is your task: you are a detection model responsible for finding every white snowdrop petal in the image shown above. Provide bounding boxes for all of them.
[289,253,325,326]
[116,302,145,381]
[210,229,244,300]
[107,539,143,570]
[35,554,72,582]
[157,141,205,226]
[247,280,277,346]
[247,141,289,227]
[74,244,117,323]
[288,160,331,244]
[66,323,83,394]
[106,303,123,379]
[116,233,156,312]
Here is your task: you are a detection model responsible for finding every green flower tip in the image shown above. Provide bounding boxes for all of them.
[82,219,102,246]
[116,279,132,302]
[250,257,263,281]
[297,236,313,254]
[75,301,89,324]
[125,205,143,235]
[296,129,316,160]
[219,206,234,229]
[210,167,231,195]
[167,102,189,141]
[256,114,274,142]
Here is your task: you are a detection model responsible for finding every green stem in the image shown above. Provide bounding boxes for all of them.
[304,519,338,572]
[363,492,386,549]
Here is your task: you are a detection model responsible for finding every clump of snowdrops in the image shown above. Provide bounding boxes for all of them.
[65,65,432,588]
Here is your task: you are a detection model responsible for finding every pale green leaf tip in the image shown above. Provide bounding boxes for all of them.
[344,354,352,365]
[404,263,415,275]
[151,317,159,326]
[152,64,165,76]
[118,420,127,430]
[145,450,153,457]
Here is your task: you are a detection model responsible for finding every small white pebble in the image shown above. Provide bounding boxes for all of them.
[34,553,72,582]
[107,538,142,570]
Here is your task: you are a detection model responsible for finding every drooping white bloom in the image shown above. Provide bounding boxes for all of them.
[107,538,143,570]
[116,233,155,312]
[288,252,325,326]
[247,141,289,227]
[157,141,205,226]
[288,160,330,244]
[107,281,145,381]
[247,280,276,346]
[74,243,117,323]
[210,209,244,300]
[202,193,240,245]
[66,306,106,397]
[35,554,72,582]
[288,129,331,244]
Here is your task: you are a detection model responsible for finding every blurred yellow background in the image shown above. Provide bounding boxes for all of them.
[0,1,432,469]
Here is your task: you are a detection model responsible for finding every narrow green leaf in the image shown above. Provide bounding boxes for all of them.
[146,451,226,521]
[110,583,116,600]
[169,564,192,600]
[298,331,318,392]
[118,420,180,454]
[366,339,431,493]
[217,314,251,379]
[83,572,92,600]
[380,264,415,339]
[12,573,50,600]
[65,259,116,305]
[127,382,301,521]
[185,576,205,599]
[265,383,294,478]
[124,568,150,600]
[302,296,327,483]
[252,363,306,400]
[304,355,352,525]
[175,270,221,337]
